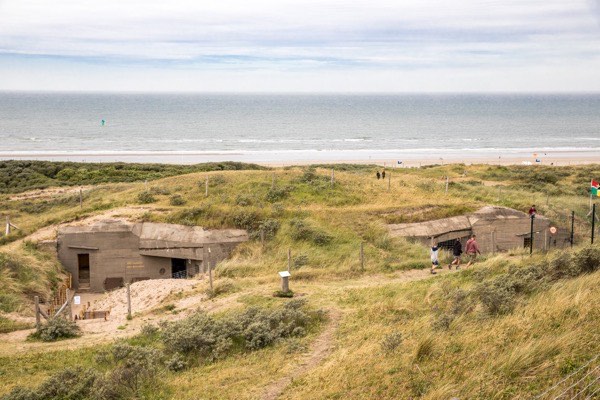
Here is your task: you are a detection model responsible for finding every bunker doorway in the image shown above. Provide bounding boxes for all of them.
[78,254,90,288]
[171,258,187,279]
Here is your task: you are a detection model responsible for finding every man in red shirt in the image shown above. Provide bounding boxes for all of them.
[465,234,481,268]
[528,205,537,216]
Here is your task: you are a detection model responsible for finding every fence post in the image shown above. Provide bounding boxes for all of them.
[331,168,334,187]
[79,188,83,209]
[205,176,209,197]
[570,211,575,247]
[445,176,449,195]
[66,288,72,321]
[287,248,291,272]
[530,214,535,255]
[126,284,132,319]
[35,296,41,328]
[592,203,596,245]
[208,262,213,291]
[388,172,391,191]
[260,229,265,249]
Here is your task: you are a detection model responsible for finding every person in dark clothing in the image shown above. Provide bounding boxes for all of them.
[528,205,537,216]
[376,171,381,179]
[447,238,463,270]
[382,170,386,179]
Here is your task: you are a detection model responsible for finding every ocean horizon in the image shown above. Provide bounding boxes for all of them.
[1,92,599,164]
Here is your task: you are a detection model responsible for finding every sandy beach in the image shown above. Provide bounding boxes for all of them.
[1,148,598,167]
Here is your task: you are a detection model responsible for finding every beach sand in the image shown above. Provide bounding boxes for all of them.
[0,148,598,167]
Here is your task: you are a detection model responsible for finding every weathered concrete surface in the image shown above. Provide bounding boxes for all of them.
[57,220,248,292]
[389,206,568,252]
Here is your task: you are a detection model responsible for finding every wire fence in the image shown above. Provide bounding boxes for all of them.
[534,354,600,399]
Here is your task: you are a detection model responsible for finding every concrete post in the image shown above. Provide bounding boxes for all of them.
[282,276,289,292]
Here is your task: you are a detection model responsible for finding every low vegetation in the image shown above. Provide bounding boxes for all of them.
[1,162,600,398]
[2,300,323,400]
[28,317,81,342]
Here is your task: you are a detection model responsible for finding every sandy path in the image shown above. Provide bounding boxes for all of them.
[262,308,342,400]
[0,266,459,358]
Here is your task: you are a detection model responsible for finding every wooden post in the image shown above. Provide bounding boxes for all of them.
[445,176,449,195]
[287,248,291,272]
[388,172,391,191]
[5,216,10,236]
[208,262,213,291]
[126,284,132,319]
[570,211,575,247]
[360,242,365,271]
[205,176,209,197]
[79,188,83,208]
[260,229,265,249]
[35,296,41,328]
[592,203,596,245]
[66,289,72,321]
[331,168,334,187]
[544,229,548,252]
[530,215,535,255]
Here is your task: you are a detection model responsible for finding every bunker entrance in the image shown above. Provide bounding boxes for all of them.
[171,258,187,279]
[78,253,90,287]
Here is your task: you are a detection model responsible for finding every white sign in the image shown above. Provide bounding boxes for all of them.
[74,296,81,305]
[549,226,558,235]
[278,271,291,278]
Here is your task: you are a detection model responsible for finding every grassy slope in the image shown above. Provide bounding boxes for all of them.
[1,163,600,399]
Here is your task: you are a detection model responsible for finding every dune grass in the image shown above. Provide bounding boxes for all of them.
[1,163,600,399]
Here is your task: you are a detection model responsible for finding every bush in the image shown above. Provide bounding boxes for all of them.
[289,219,332,246]
[381,332,403,353]
[294,254,309,268]
[232,210,262,231]
[28,317,81,342]
[95,343,163,396]
[169,194,186,206]
[137,191,156,204]
[149,186,171,195]
[160,301,317,360]
[266,186,290,202]
[235,194,253,206]
[250,218,280,240]
[166,353,188,372]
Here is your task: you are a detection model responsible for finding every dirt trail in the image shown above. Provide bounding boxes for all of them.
[0,265,459,359]
[262,308,342,400]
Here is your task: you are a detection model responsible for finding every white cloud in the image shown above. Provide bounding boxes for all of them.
[0,0,598,91]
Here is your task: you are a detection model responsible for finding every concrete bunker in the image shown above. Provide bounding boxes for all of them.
[388,206,570,253]
[57,220,248,292]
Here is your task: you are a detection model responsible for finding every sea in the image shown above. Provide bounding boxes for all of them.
[0,93,599,164]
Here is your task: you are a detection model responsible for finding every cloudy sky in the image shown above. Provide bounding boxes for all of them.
[0,0,599,92]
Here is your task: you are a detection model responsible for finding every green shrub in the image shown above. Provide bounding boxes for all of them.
[232,210,262,231]
[169,194,186,206]
[149,186,171,195]
[250,218,280,240]
[381,332,403,352]
[137,191,156,204]
[166,353,188,372]
[265,186,290,202]
[235,194,253,206]
[294,254,309,268]
[289,219,332,246]
[160,300,317,360]
[28,317,81,342]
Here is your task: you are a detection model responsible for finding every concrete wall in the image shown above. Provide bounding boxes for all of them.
[472,217,552,253]
[58,228,245,292]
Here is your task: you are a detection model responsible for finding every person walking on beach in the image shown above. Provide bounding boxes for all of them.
[465,234,481,268]
[448,238,462,270]
[376,171,381,179]
[430,241,440,274]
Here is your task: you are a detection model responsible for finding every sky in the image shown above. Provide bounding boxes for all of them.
[0,0,599,92]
